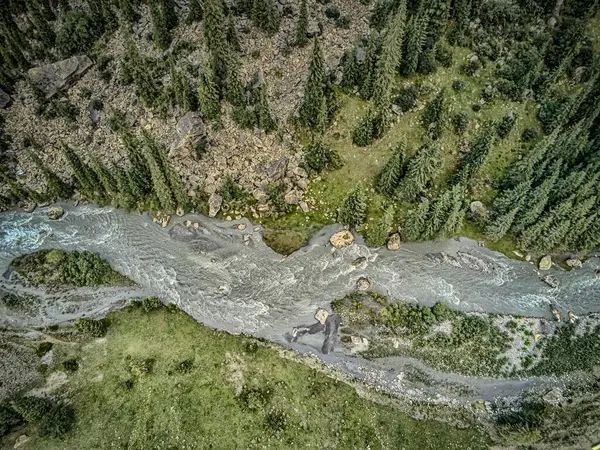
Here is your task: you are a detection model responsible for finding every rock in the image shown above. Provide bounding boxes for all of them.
[0,88,11,108]
[48,207,64,220]
[513,250,524,258]
[542,275,559,288]
[176,207,185,217]
[299,201,309,213]
[296,179,308,191]
[525,254,531,262]
[542,387,563,405]
[568,311,580,324]
[314,308,329,324]
[538,255,552,270]
[153,212,171,228]
[14,435,30,449]
[391,104,402,115]
[348,335,369,353]
[470,201,487,216]
[330,230,354,248]
[386,233,401,251]
[356,277,370,291]
[352,256,367,266]
[257,203,269,212]
[208,193,223,217]
[261,157,288,181]
[551,308,562,322]
[22,202,37,213]
[184,220,192,227]
[193,222,200,229]
[566,258,582,269]
[284,189,302,205]
[28,55,93,99]
[306,21,322,38]
[172,112,208,158]
[236,223,247,230]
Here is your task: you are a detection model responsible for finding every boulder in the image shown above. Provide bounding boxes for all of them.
[538,255,552,270]
[306,21,322,38]
[568,311,580,324]
[299,201,309,213]
[542,387,563,405]
[314,308,329,325]
[470,200,487,216]
[542,275,559,288]
[261,157,288,181]
[14,435,30,449]
[28,55,93,99]
[172,112,208,159]
[0,88,11,108]
[176,206,185,217]
[356,277,370,291]
[22,202,37,213]
[330,230,354,248]
[208,193,223,217]
[551,308,562,322]
[352,256,366,266]
[386,233,401,251]
[284,189,302,205]
[565,258,582,269]
[48,207,65,220]
[153,212,171,228]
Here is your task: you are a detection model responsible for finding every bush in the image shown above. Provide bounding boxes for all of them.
[10,396,53,422]
[55,11,98,57]
[128,357,155,377]
[352,111,376,146]
[335,15,350,28]
[36,342,53,357]
[452,80,467,91]
[497,112,517,139]
[394,85,418,112]
[219,175,245,203]
[325,5,340,19]
[435,45,453,68]
[75,318,108,337]
[266,183,291,214]
[452,112,469,135]
[38,402,75,437]
[521,127,539,142]
[264,408,289,434]
[61,358,79,372]
[141,296,163,312]
[174,359,194,374]
[0,401,22,437]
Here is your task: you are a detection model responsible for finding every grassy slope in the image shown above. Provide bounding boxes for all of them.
[15,307,488,449]
[261,46,541,257]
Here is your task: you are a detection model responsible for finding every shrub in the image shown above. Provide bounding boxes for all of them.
[521,127,539,142]
[219,175,245,203]
[335,15,350,28]
[61,358,79,372]
[45,249,65,264]
[0,401,22,437]
[394,85,418,112]
[264,408,289,434]
[10,396,53,422]
[128,357,155,377]
[497,112,517,139]
[324,5,340,19]
[174,359,194,374]
[36,342,53,357]
[141,296,163,312]
[266,183,291,214]
[452,80,467,91]
[38,402,75,437]
[75,318,108,337]
[452,112,469,135]
[239,386,270,410]
[56,11,98,57]
[435,46,453,68]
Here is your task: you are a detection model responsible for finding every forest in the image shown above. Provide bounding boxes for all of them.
[0,0,599,254]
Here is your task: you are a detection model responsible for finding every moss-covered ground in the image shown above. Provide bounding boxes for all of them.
[0,305,489,449]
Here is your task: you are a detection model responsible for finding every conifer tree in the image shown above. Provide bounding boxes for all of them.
[186,0,203,23]
[492,179,531,216]
[295,0,308,47]
[512,173,557,234]
[423,189,452,240]
[497,111,517,139]
[372,0,407,130]
[299,38,327,130]
[122,131,153,199]
[520,198,572,251]
[255,78,277,132]
[401,6,427,77]
[112,163,136,209]
[91,157,117,198]
[27,2,55,50]
[28,152,73,200]
[251,0,280,35]
[377,141,406,196]
[454,122,496,184]
[204,0,228,83]
[226,54,246,107]
[564,195,596,249]
[227,12,241,53]
[352,109,376,147]
[303,134,341,173]
[359,32,382,100]
[442,186,466,237]
[149,0,170,49]
[366,205,395,247]
[118,0,136,23]
[396,141,444,201]
[421,88,446,139]
[162,0,178,30]
[338,185,367,228]
[141,133,176,211]
[62,145,103,197]
[577,213,600,251]
[485,207,518,242]
[198,61,221,120]
[341,48,361,89]
[403,198,430,241]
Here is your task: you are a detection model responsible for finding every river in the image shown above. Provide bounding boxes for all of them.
[1,204,599,402]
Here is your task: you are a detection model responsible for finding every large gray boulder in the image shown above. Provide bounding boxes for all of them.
[171,112,208,158]
[28,55,93,99]
[0,88,10,108]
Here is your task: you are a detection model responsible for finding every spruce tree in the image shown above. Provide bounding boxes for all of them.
[62,145,103,198]
[149,0,170,49]
[352,109,376,147]
[299,38,327,130]
[371,0,407,131]
[403,198,430,241]
[295,0,308,47]
[204,0,228,83]
[492,179,531,216]
[564,195,596,250]
[162,0,178,30]
[485,207,518,242]
[255,78,277,132]
[303,134,341,173]
[421,88,446,139]
[396,141,444,201]
[359,32,382,100]
[186,0,203,23]
[442,186,466,237]
[512,174,556,234]
[91,157,118,199]
[112,164,136,209]
[341,48,360,89]
[141,133,176,212]
[118,0,136,23]
[226,53,246,107]
[423,189,452,239]
[122,131,153,199]
[251,0,280,35]
[198,61,221,120]
[366,205,395,247]
[497,111,517,139]
[402,7,427,77]
[27,2,55,51]
[377,141,406,196]
[28,152,73,200]
[171,63,195,112]
[454,122,496,185]
[338,185,367,228]
[227,12,241,52]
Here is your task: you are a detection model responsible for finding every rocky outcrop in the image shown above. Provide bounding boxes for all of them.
[153,212,171,228]
[330,230,354,248]
[566,258,582,269]
[386,233,401,251]
[0,88,10,108]
[28,55,93,99]
[48,207,64,220]
[208,193,223,218]
[356,277,370,291]
[538,255,552,270]
[171,112,208,159]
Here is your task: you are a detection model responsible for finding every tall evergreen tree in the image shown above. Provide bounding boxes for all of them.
[186,0,203,23]
[226,52,246,107]
[118,0,136,23]
[204,0,228,83]
[512,169,558,234]
[403,198,430,241]
[396,141,444,201]
[149,0,170,49]
[62,145,103,197]
[303,134,341,173]
[198,61,221,120]
[112,163,136,209]
[338,185,367,228]
[341,47,361,89]
[366,205,395,247]
[226,12,241,52]
[421,88,446,139]
[372,0,407,130]
[423,189,452,239]
[254,77,277,132]
[352,109,376,147]
[295,0,308,47]
[401,6,428,77]
[454,122,496,184]
[442,186,466,236]
[27,2,55,50]
[485,207,518,242]
[162,0,178,30]
[377,141,406,196]
[299,38,327,130]
[121,131,152,199]
[91,157,117,198]
[28,152,73,200]
[141,132,176,211]
[251,0,280,35]
[359,32,383,100]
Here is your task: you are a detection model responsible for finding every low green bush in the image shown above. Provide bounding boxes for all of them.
[0,401,22,437]
[36,342,53,357]
[141,296,163,312]
[61,358,79,373]
[75,318,108,338]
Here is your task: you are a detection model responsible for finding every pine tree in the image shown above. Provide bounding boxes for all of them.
[441,185,466,237]
[497,111,517,139]
[359,32,382,100]
[62,145,103,198]
[162,0,178,30]
[122,131,153,199]
[454,122,496,184]
[251,0,280,35]
[226,12,241,52]
[303,134,341,173]
[204,0,228,83]
[341,48,360,89]
[403,198,430,241]
[396,141,444,201]
[28,152,73,200]
[366,205,395,247]
[141,133,176,212]
[198,61,221,120]
[27,2,55,50]
[149,0,170,49]
[372,0,407,131]
[118,0,136,23]
[512,172,557,234]
[299,38,327,130]
[186,0,203,23]
[352,109,376,147]
[485,207,518,242]
[421,88,446,139]
[112,164,136,209]
[91,157,117,199]
[338,185,367,228]
[423,189,452,239]
[226,53,246,107]
[377,141,406,195]
[401,8,428,77]
[255,78,277,132]
[295,0,308,47]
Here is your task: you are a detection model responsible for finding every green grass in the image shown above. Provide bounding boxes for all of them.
[10,306,489,449]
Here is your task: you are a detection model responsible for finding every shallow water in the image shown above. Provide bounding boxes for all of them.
[1,204,598,400]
